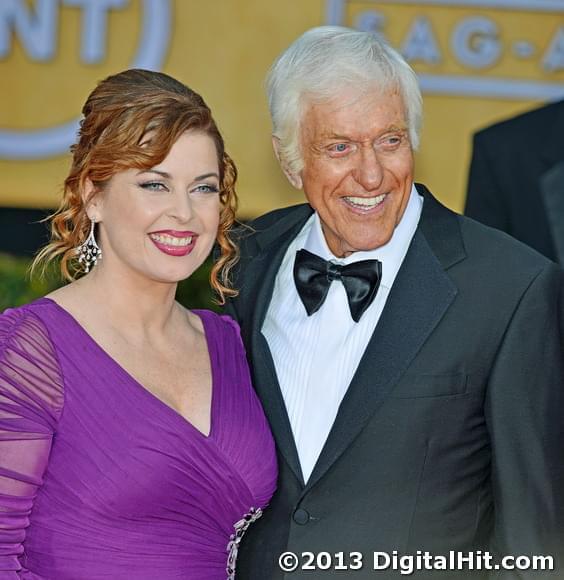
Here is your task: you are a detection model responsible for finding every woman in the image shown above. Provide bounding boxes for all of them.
[0,69,277,579]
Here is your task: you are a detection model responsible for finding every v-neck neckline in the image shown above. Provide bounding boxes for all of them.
[39,297,218,440]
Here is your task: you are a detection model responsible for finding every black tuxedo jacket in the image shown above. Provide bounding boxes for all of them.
[465,99,564,265]
[226,185,564,579]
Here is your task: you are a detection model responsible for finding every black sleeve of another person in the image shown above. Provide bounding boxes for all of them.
[465,130,510,233]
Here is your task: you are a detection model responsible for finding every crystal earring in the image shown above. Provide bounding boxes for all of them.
[77,219,102,273]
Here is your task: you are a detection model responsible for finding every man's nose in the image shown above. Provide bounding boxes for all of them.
[353,146,384,191]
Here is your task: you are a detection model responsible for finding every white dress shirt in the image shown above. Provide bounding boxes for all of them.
[262,185,423,482]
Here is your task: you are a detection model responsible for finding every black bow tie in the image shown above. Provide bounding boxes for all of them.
[293,249,382,323]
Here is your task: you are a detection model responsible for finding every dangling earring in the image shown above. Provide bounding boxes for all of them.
[77,219,102,273]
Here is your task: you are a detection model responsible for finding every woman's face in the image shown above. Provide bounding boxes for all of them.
[90,130,221,285]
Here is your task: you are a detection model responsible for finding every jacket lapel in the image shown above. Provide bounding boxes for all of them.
[243,206,314,485]
[304,185,465,492]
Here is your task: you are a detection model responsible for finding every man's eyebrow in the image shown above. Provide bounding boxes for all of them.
[320,126,408,141]
[322,133,351,141]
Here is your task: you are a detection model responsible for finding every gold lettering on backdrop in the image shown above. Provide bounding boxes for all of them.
[326,0,564,100]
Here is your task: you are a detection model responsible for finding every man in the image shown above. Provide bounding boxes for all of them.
[466,99,564,265]
[227,26,564,579]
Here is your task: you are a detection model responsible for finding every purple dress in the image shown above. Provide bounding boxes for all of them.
[0,298,277,579]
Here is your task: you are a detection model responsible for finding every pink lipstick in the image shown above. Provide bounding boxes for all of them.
[148,230,197,257]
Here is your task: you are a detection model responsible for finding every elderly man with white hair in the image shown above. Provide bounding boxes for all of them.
[226,26,564,579]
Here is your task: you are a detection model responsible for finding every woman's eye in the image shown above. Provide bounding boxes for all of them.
[193,184,219,194]
[140,181,167,192]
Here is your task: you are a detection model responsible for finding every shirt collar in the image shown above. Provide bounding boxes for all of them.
[303,184,423,290]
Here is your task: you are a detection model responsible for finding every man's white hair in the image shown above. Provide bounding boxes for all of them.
[266,26,423,177]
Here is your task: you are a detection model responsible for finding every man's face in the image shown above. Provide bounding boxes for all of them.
[295,87,414,257]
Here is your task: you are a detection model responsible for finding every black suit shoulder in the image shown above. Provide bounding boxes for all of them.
[247,203,310,230]
[474,99,563,147]
[232,203,311,256]
[227,204,312,314]
[465,100,564,260]
[458,212,552,270]
[455,213,562,305]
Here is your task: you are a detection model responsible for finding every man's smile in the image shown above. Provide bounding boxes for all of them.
[343,193,387,211]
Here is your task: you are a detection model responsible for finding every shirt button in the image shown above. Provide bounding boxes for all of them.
[293,508,310,525]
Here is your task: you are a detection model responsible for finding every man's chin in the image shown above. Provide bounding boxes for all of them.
[336,238,393,257]
[354,231,396,252]
[322,221,396,256]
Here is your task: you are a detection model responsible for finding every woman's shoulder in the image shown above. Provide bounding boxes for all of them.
[193,309,242,338]
[1,298,55,344]
[192,310,248,365]
[0,298,65,416]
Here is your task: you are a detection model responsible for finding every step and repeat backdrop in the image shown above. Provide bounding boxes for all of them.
[1,0,563,216]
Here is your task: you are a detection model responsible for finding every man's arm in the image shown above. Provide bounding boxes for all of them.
[485,262,564,577]
[465,131,511,234]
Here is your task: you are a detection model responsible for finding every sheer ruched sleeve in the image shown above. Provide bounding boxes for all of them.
[0,309,64,578]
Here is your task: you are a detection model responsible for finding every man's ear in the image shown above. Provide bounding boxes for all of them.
[272,136,303,190]
[83,178,102,222]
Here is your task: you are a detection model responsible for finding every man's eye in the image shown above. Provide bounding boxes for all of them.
[328,143,350,155]
[140,181,167,192]
[378,134,406,149]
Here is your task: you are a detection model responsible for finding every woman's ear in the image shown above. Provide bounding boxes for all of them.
[83,178,102,222]
[272,136,303,190]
